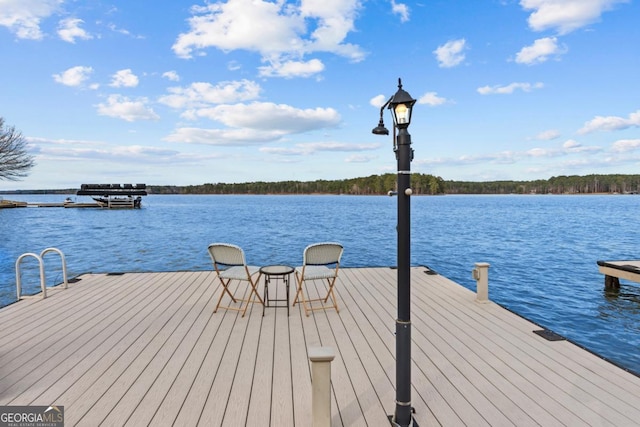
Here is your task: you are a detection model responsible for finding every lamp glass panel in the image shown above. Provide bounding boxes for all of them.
[394,103,410,125]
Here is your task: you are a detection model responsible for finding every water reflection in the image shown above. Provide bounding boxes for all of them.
[602,283,640,329]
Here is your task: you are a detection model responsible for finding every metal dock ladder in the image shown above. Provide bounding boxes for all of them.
[15,247,69,300]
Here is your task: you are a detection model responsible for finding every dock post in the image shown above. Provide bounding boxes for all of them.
[473,262,490,303]
[309,346,335,427]
[604,275,620,289]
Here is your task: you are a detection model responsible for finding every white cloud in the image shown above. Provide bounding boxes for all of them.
[158,80,262,109]
[391,0,410,23]
[165,127,286,145]
[162,71,180,82]
[477,82,544,95]
[173,1,300,58]
[535,129,561,140]
[562,139,600,153]
[109,69,139,88]
[578,110,640,134]
[298,142,380,152]
[26,136,104,147]
[164,101,341,146]
[299,0,363,59]
[520,0,629,35]
[527,147,554,157]
[260,146,307,155]
[227,61,242,71]
[418,140,602,167]
[96,95,160,122]
[186,102,341,134]
[515,37,567,65]
[106,23,144,39]
[52,65,93,87]
[24,136,208,165]
[57,17,92,43]
[172,0,364,76]
[563,139,580,149]
[612,139,640,152]
[0,0,61,40]
[45,145,198,164]
[418,92,448,106]
[260,141,381,157]
[258,58,325,78]
[370,95,389,108]
[433,39,466,68]
[346,154,376,163]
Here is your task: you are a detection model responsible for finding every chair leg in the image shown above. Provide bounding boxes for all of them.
[214,288,225,313]
[222,278,237,302]
[241,291,253,317]
[327,287,339,313]
[292,273,303,305]
[322,277,335,302]
[251,275,265,306]
[299,291,311,317]
[242,278,265,317]
[293,274,311,316]
[214,279,237,313]
[323,278,339,312]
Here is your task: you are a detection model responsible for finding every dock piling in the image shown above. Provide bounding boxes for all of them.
[473,262,490,303]
[309,346,335,427]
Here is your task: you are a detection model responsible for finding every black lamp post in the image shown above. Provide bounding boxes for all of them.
[372,78,417,427]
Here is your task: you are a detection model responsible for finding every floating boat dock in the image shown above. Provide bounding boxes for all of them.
[2,267,640,426]
[76,183,147,209]
[0,184,148,209]
[597,260,640,288]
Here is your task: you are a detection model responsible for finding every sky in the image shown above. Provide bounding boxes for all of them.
[1,0,639,190]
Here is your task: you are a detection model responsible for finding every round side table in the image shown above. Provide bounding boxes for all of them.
[260,265,294,316]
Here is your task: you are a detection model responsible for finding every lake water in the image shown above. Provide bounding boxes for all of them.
[2,194,639,375]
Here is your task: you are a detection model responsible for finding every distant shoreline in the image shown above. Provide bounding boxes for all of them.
[1,173,639,195]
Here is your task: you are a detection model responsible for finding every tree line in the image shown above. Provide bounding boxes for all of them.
[6,174,640,196]
[148,173,640,195]
[151,173,447,195]
[443,174,640,195]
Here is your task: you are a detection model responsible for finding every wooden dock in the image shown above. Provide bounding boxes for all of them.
[0,200,101,208]
[27,202,102,208]
[0,199,27,208]
[1,267,640,426]
[597,259,640,288]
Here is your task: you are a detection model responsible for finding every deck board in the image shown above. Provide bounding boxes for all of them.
[245,296,275,426]
[2,267,640,426]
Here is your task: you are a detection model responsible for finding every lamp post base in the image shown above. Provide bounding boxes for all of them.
[387,413,419,426]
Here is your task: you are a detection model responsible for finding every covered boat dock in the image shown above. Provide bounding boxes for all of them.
[76,183,147,209]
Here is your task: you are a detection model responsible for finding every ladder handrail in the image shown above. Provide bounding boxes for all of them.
[15,247,68,300]
[16,253,47,300]
[40,247,68,289]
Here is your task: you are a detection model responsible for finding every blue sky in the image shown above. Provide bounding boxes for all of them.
[1,0,639,190]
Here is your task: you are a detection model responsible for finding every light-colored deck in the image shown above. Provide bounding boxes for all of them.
[1,267,640,426]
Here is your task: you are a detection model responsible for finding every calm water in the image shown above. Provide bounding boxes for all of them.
[2,194,639,375]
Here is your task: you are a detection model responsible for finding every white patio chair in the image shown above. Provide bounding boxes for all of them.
[208,243,263,317]
[293,242,344,316]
